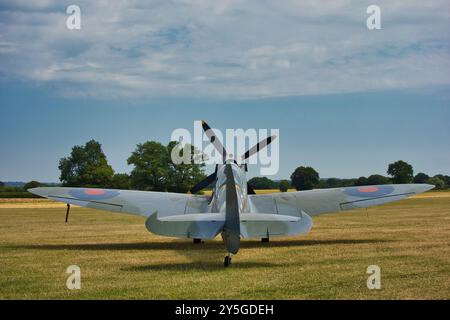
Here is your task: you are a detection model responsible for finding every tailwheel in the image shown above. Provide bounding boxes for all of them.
[224,255,232,267]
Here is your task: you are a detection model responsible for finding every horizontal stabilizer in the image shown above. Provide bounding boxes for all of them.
[145,211,313,239]
[240,212,313,238]
[145,213,225,239]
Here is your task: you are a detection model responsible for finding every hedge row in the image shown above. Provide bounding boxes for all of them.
[0,192,41,198]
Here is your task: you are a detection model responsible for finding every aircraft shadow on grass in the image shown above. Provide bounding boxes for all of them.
[6,239,392,271]
[7,238,391,251]
[123,261,281,271]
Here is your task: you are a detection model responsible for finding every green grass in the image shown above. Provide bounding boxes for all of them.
[0,195,449,299]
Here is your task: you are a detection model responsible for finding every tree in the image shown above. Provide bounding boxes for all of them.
[426,176,445,190]
[354,176,368,186]
[0,181,4,187]
[127,141,170,191]
[318,178,356,188]
[325,178,341,188]
[443,175,450,187]
[387,160,413,184]
[23,181,45,190]
[290,166,319,190]
[366,174,390,185]
[433,174,450,188]
[58,140,114,187]
[127,141,206,192]
[279,180,290,192]
[110,173,131,190]
[248,177,277,189]
[166,141,206,193]
[413,173,429,184]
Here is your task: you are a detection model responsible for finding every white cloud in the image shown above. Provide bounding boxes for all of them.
[0,0,449,98]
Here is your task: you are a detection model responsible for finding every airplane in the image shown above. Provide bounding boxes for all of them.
[29,121,434,267]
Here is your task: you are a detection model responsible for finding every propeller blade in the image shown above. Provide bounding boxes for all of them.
[241,135,277,161]
[189,172,217,194]
[202,120,227,163]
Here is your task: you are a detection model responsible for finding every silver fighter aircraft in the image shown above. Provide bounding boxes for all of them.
[29,121,434,267]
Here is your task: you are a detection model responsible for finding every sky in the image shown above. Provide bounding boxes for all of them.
[0,1,449,182]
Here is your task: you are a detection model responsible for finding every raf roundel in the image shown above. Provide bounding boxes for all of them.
[69,188,120,200]
[343,185,395,198]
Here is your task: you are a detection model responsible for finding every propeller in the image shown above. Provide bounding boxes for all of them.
[240,135,277,162]
[201,120,227,164]
[190,169,217,194]
[188,120,226,194]
[188,121,277,194]
[247,183,256,195]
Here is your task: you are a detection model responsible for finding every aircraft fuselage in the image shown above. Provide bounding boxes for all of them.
[211,162,249,214]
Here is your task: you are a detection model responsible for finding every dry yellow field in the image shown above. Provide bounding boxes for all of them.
[0,192,449,299]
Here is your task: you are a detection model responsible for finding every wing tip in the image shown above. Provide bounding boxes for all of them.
[417,183,435,193]
[27,187,54,198]
[27,187,42,195]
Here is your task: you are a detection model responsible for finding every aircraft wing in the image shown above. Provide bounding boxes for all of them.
[249,184,434,217]
[28,187,210,218]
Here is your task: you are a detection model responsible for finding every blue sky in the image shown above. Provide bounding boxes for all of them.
[0,1,449,182]
[1,82,449,182]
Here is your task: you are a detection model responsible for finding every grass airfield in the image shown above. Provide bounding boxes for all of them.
[0,192,449,299]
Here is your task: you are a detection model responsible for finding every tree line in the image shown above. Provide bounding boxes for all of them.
[0,140,205,196]
[1,140,448,196]
[249,160,449,191]
[0,180,47,198]
[57,139,205,193]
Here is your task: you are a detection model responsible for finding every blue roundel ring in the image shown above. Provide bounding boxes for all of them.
[68,188,120,200]
[344,185,394,198]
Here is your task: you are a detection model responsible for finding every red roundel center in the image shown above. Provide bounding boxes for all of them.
[84,189,106,195]
[357,186,379,193]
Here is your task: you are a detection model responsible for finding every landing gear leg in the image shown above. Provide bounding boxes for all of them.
[261,237,269,243]
[224,253,232,267]
[193,238,203,244]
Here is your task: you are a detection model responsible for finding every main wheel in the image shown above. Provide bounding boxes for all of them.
[193,238,203,244]
[224,255,232,267]
[261,237,269,243]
